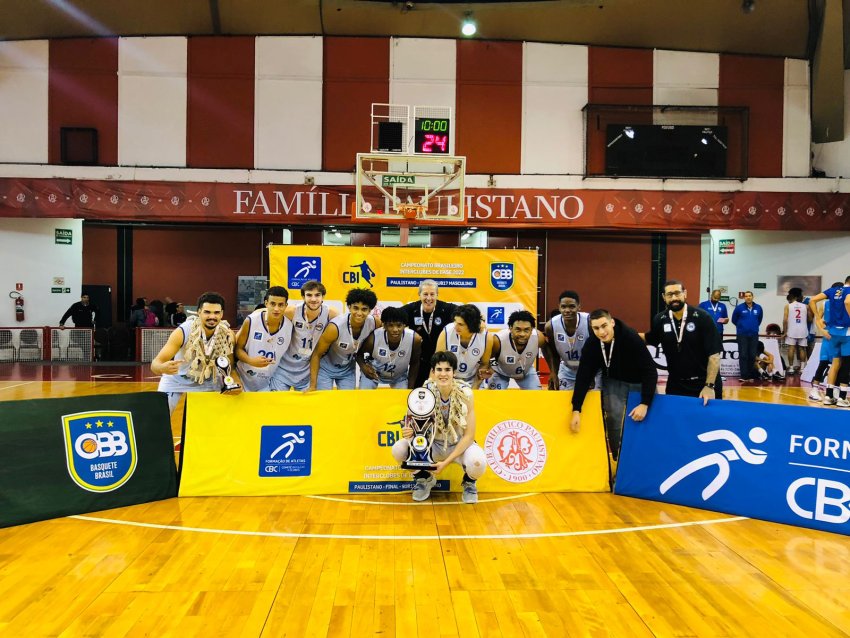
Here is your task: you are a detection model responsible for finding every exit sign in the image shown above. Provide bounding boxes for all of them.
[718,239,735,255]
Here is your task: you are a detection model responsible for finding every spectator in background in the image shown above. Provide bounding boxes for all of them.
[731,291,763,383]
[698,289,729,333]
[129,299,159,328]
[149,299,165,326]
[170,303,187,327]
[59,293,98,328]
[164,298,178,320]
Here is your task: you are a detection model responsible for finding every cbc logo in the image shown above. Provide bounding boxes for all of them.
[492,268,513,281]
[265,465,281,473]
[74,431,129,460]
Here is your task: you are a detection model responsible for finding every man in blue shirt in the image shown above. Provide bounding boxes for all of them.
[731,291,763,382]
[699,289,729,333]
[809,276,850,407]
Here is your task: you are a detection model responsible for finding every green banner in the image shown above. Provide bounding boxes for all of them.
[0,392,177,528]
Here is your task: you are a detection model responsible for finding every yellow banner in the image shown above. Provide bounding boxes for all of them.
[268,245,537,326]
[179,390,609,496]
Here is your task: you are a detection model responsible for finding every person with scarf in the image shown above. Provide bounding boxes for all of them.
[152,291,241,413]
[390,351,487,504]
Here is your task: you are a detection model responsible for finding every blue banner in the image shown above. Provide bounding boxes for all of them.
[616,393,850,536]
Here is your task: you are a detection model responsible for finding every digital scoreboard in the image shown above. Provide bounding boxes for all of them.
[413,117,451,155]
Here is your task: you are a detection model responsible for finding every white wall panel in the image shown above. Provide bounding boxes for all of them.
[654,50,719,126]
[783,59,811,177]
[522,43,588,175]
[0,218,82,326]
[255,37,323,171]
[390,38,456,154]
[0,40,49,163]
[118,37,187,167]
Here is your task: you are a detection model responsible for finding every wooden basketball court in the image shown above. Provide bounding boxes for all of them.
[1,366,848,637]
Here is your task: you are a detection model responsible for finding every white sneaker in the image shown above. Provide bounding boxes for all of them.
[808,388,822,402]
[412,474,436,502]
[823,396,837,406]
[462,481,478,504]
[837,398,850,408]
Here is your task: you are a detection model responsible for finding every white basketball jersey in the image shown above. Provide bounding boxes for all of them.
[322,314,377,369]
[367,327,415,382]
[492,328,539,380]
[786,301,809,339]
[443,324,486,383]
[551,312,590,370]
[281,304,330,373]
[236,309,293,391]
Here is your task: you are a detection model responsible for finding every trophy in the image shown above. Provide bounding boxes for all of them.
[401,388,438,471]
[215,355,242,393]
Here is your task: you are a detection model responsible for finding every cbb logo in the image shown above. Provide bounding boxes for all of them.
[74,431,129,460]
[490,262,515,291]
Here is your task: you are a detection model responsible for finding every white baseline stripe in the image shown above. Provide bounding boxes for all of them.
[789,461,850,474]
[0,381,35,391]
[69,513,747,541]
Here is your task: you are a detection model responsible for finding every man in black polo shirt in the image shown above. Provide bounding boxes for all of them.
[643,279,722,404]
[401,279,457,387]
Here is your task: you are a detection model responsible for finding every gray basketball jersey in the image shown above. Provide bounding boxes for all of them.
[551,312,590,370]
[281,304,330,374]
[443,323,486,383]
[322,313,377,369]
[492,328,539,379]
[236,309,293,391]
[367,327,415,382]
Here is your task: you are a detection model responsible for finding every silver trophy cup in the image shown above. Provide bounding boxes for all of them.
[401,387,438,471]
[215,355,242,393]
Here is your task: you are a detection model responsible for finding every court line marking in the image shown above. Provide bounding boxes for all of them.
[69,513,747,541]
[304,493,536,506]
[0,381,35,391]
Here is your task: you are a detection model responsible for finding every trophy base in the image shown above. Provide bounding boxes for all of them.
[402,460,437,472]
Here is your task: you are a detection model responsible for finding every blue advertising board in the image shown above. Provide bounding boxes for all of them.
[616,394,850,536]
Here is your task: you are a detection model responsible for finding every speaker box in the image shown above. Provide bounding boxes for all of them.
[60,127,99,165]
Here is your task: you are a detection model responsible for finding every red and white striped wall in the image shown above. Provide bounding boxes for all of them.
[0,36,812,177]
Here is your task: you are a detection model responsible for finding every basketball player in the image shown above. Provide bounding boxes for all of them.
[544,290,594,390]
[809,276,850,407]
[487,310,545,390]
[807,283,839,402]
[152,291,241,413]
[309,287,379,391]
[234,286,293,392]
[357,306,422,389]
[390,351,486,504]
[782,289,810,374]
[435,304,493,389]
[271,280,338,391]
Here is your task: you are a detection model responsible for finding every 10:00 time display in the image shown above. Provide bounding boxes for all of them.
[414,117,451,154]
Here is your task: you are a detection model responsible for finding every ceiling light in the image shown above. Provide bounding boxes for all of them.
[742,0,755,14]
[461,13,477,37]
[624,127,635,139]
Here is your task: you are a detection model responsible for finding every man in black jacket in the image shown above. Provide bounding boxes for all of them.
[570,309,657,462]
[59,294,98,328]
[401,279,458,387]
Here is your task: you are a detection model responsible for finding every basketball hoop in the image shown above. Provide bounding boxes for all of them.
[397,203,426,220]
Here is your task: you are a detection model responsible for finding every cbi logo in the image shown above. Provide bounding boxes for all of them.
[62,410,138,493]
[490,262,514,291]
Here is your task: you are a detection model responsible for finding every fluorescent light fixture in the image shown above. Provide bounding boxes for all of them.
[624,127,635,139]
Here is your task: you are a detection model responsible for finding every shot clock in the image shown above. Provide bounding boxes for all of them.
[414,117,451,155]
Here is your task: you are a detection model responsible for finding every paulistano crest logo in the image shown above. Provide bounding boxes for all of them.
[62,411,138,492]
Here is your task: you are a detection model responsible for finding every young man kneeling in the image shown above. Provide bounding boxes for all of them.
[391,351,486,504]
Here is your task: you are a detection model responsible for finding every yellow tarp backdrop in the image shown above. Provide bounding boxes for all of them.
[179,390,609,496]
[268,246,538,324]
